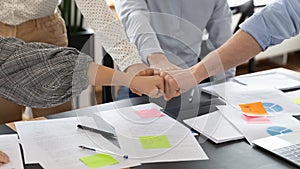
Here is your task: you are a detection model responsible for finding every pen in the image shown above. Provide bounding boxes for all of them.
[77,124,116,138]
[189,88,195,103]
[79,145,128,159]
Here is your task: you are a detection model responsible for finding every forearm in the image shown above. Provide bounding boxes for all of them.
[147,52,168,65]
[206,0,236,79]
[192,30,262,82]
[147,53,181,72]
[87,62,164,98]
[74,0,142,71]
[87,63,133,87]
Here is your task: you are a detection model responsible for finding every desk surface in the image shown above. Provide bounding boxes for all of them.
[2,68,300,169]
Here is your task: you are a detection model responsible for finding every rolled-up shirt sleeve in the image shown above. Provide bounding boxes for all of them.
[114,0,164,63]
[0,37,93,108]
[240,0,300,51]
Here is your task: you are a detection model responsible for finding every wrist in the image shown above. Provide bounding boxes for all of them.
[190,63,207,83]
[147,53,168,65]
[129,76,137,87]
[87,62,99,85]
[112,71,135,88]
[125,63,148,75]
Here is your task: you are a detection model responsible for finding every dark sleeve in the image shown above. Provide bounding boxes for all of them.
[0,37,93,108]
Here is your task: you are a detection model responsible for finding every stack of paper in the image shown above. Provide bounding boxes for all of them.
[217,105,300,144]
[285,89,300,105]
[15,117,141,169]
[202,81,300,116]
[0,134,23,169]
[183,111,243,143]
[96,103,209,163]
[201,79,300,145]
[234,72,300,91]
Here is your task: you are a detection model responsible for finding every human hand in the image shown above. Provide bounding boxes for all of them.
[0,151,9,166]
[147,53,181,73]
[125,63,158,95]
[125,63,156,76]
[130,75,164,98]
[160,68,198,101]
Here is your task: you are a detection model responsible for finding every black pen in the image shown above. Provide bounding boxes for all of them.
[79,145,128,159]
[77,124,116,138]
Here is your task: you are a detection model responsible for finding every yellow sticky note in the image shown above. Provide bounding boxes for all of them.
[80,154,118,169]
[139,135,171,149]
[293,98,300,105]
[239,102,268,116]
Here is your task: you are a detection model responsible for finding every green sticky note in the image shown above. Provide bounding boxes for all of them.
[80,153,118,169]
[293,98,300,105]
[139,135,171,149]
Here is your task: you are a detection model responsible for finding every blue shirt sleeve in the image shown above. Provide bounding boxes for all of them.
[240,0,300,51]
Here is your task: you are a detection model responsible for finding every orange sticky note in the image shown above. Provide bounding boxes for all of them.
[239,102,268,116]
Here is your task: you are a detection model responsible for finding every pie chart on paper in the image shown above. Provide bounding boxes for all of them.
[262,103,283,113]
[266,126,293,136]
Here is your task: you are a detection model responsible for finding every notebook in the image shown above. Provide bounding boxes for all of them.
[183,110,244,143]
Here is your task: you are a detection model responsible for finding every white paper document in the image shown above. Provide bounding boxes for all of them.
[96,103,209,163]
[183,110,243,143]
[217,105,300,144]
[235,72,300,91]
[15,117,140,169]
[203,81,300,116]
[253,0,275,6]
[285,89,300,104]
[0,134,24,169]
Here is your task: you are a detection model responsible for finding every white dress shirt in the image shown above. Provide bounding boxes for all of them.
[115,0,236,78]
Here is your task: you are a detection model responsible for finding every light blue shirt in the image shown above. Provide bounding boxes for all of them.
[115,0,235,79]
[240,0,300,51]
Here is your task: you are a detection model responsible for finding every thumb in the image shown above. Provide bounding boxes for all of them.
[130,88,143,96]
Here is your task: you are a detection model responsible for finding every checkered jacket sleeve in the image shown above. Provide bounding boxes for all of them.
[0,37,93,108]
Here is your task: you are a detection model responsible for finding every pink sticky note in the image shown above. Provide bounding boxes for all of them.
[242,114,271,124]
[135,108,165,118]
